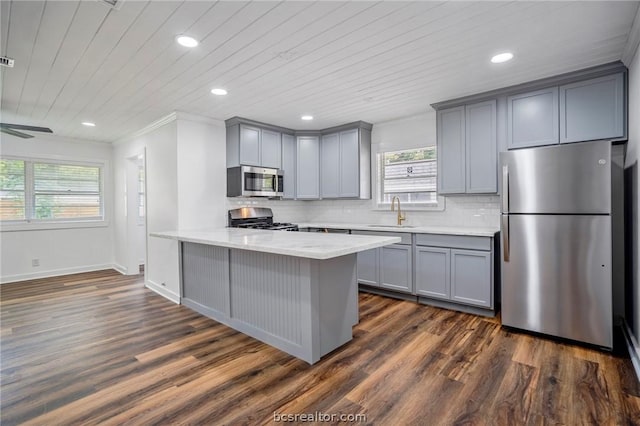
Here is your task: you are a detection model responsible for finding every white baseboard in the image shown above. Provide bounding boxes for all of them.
[622,320,640,383]
[146,280,180,304]
[1,264,119,284]
[112,263,127,275]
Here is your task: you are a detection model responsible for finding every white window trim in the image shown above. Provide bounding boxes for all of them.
[1,155,109,232]
[373,147,445,211]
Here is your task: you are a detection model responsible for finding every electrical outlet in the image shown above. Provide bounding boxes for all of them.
[32,259,40,267]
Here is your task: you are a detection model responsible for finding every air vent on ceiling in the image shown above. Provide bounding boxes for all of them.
[98,0,124,10]
[0,56,14,68]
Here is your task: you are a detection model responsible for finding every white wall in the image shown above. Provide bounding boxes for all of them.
[300,112,500,228]
[177,118,227,229]
[625,35,640,347]
[113,120,179,300]
[0,134,114,282]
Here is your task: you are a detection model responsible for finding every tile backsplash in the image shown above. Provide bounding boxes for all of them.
[226,195,500,229]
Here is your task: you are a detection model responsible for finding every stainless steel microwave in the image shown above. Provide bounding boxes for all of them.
[227,166,284,197]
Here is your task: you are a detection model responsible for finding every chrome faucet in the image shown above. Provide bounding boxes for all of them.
[391,196,406,225]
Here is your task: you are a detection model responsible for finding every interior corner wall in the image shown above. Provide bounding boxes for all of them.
[626,39,640,344]
[113,120,179,299]
[0,134,114,283]
[177,118,227,230]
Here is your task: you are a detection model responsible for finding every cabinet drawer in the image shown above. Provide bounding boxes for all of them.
[415,233,491,251]
[351,230,412,245]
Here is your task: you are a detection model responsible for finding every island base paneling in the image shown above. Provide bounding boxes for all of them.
[180,242,358,364]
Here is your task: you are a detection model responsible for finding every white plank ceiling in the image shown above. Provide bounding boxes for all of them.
[0,0,638,143]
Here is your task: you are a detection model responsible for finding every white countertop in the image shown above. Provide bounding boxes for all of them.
[150,228,401,260]
[297,222,499,237]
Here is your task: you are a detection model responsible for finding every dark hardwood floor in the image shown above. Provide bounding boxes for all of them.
[1,269,639,425]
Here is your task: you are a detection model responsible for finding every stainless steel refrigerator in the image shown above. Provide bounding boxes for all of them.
[500,140,624,349]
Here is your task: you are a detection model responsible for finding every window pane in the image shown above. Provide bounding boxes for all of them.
[34,163,100,193]
[34,194,101,219]
[378,147,439,205]
[0,192,25,220]
[0,159,26,220]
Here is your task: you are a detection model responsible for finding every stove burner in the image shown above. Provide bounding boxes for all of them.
[228,207,298,231]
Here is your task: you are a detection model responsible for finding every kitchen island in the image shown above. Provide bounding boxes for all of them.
[151,228,400,364]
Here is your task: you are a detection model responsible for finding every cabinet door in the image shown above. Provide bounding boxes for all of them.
[357,248,379,286]
[466,100,497,193]
[281,134,296,199]
[320,133,340,198]
[261,129,282,169]
[437,106,466,194]
[451,249,491,308]
[507,87,559,149]
[415,246,450,299]
[559,73,625,143]
[296,136,320,199]
[380,244,412,293]
[339,129,360,197]
[239,125,261,166]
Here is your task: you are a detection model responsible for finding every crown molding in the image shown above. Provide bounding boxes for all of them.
[622,5,640,66]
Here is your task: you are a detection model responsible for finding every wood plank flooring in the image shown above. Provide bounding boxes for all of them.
[1,269,639,425]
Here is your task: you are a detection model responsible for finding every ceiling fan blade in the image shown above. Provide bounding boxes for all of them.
[0,123,53,133]
[0,127,34,138]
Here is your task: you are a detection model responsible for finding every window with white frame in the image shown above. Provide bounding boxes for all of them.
[377,147,440,207]
[137,161,145,224]
[0,157,104,224]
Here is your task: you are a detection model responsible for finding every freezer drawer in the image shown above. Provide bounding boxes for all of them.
[501,214,612,348]
[500,141,611,214]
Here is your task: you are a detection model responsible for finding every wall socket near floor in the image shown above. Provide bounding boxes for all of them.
[32,259,40,267]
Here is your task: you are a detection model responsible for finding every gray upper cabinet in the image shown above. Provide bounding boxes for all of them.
[320,127,369,199]
[415,246,450,299]
[281,134,296,199]
[437,106,466,194]
[559,73,625,144]
[227,121,282,169]
[296,135,320,199]
[239,125,261,166]
[320,133,340,198]
[466,100,497,193]
[450,249,491,308]
[261,129,282,169]
[438,101,497,194]
[507,87,559,149]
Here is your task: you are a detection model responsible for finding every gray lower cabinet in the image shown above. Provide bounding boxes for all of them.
[559,72,625,143]
[507,87,559,149]
[356,248,379,286]
[379,244,412,293]
[281,133,296,199]
[296,135,320,199]
[450,249,492,308]
[438,100,497,194]
[415,246,450,299]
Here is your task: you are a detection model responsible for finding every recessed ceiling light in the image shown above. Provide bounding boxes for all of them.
[301,115,313,121]
[491,52,514,64]
[210,88,228,96]
[82,122,96,127]
[176,35,198,48]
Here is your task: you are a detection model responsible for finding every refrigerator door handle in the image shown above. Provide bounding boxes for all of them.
[502,215,510,262]
[502,165,509,212]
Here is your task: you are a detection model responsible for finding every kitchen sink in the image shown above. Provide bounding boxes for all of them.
[367,224,416,228]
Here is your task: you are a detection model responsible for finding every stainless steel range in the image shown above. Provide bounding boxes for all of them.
[228,207,298,231]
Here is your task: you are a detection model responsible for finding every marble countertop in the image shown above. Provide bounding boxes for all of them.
[297,222,499,237]
[150,228,401,260]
